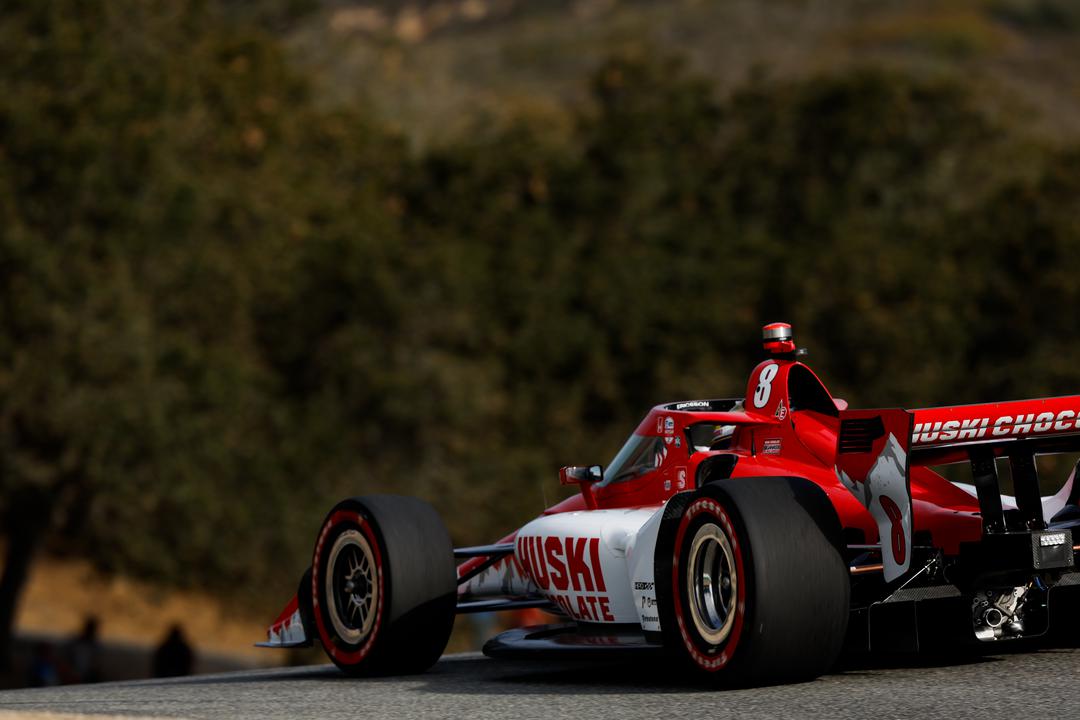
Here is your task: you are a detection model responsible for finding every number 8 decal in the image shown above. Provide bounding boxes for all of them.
[753,363,779,409]
[878,496,907,565]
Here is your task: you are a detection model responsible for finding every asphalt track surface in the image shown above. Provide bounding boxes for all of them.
[3,648,1080,720]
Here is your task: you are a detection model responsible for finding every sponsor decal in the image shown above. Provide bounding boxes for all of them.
[515,535,615,622]
[763,438,782,454]
[656,416,664,433]
[675,400,711,411]
[634,581,654,591]
[664,417,675,434]
[676,467,687,490]
[913,410,1080,445]
[674,436,682,448]
[640,595,657,610]
[774,399,787,421]
[664,479,672,491]
[664,436,673,445]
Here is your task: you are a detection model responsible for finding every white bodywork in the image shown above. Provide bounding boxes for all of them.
[459,506,668,631]
[836,432,912,582]
[257,606,307,648]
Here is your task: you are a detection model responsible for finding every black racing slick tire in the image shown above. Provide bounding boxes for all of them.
[311,495,456,676]
[655,477,849,685]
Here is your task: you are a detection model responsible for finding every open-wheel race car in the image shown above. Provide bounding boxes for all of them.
[259,323,1080,685]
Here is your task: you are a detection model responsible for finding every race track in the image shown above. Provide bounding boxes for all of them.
[2,648,1079,720]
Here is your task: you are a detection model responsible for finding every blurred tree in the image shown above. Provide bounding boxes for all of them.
[0,0,406,663]
[958,150,1080,398]
[711,68,1029,406]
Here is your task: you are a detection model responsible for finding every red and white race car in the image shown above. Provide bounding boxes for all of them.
[260,323,1080,684]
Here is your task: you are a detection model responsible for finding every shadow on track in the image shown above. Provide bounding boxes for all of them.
[142,642,1066,697]
[416,650,1001,695]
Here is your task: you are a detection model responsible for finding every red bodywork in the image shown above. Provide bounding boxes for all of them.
[459,354,1080,582]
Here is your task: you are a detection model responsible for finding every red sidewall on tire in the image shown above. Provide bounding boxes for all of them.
[312,509,386,666]
[671,495,747,671]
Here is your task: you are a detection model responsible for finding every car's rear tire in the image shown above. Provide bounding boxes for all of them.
[311,495,457,676]
[655,477,849,685]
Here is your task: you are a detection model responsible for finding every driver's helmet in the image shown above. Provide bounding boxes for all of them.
[711,424,736,449]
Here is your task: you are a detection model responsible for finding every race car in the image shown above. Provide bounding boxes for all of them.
[259,323,1080,685]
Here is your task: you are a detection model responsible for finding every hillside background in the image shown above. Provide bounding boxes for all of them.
[284,0,1080,145]
[3,0,1080,679]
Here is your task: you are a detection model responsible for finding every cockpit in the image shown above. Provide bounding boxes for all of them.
[595,434,669,488]
[687,422,738,452]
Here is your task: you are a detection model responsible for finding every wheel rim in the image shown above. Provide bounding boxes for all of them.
[686,521,738,644]
[326,528,378,644]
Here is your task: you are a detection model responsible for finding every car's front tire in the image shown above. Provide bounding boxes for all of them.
[311,495,457,676]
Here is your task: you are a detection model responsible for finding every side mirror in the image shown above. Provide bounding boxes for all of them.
[559,465,603,486]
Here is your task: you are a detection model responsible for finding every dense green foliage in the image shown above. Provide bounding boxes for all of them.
[2,0,1080,629]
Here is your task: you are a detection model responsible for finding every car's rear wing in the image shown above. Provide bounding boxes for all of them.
[910,395,1080,467]
[906,395,1080,538]
[835,398,1080,583]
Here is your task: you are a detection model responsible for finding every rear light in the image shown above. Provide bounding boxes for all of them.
[1039,532,1066,547]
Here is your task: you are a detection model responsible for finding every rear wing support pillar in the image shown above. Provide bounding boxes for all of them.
[970,447,1006,534]
[1009,447,1046,530]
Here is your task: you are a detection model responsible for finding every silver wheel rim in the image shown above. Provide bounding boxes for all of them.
[326,529,378,644]
[686,522,737,644]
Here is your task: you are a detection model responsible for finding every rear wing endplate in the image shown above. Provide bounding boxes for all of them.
[835,409,914,582]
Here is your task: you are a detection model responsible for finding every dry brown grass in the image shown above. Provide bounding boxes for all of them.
[15,554,275,663]
[13,553,513,665]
